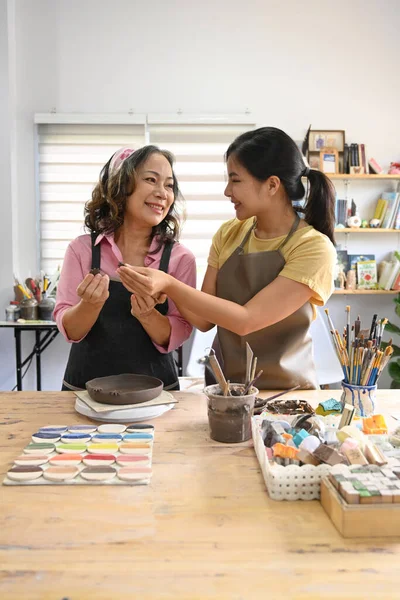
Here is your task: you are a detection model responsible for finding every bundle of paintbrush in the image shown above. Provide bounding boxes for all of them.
[325,307,393,386]
[13,268,60,304]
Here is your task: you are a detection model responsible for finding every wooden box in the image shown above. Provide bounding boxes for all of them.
[320,477,400,538]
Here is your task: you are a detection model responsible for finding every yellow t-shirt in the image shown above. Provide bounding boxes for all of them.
[208,218,336,307]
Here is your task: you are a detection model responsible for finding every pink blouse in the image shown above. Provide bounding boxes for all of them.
[54,233,196,353]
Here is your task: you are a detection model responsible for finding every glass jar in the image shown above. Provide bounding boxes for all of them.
[20,297,39,320]
[5,301,21,322]
[38,293,56,321]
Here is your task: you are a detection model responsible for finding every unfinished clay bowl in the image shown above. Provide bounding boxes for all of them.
[86,374,164,405]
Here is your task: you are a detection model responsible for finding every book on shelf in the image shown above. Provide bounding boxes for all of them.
[334,250,349,289]
[357,260,378,289]
[369,158,384,174]
[348,254,375,284]
[372,192,400,228]
[335,198,347,226]
[378,252,400,290]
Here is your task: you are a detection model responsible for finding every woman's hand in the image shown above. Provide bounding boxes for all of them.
[118,265,170,297]
[77,273,110,306]
[130,293,167,320]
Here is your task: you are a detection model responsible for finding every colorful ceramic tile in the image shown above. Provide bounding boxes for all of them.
[60,433,92,444]
[91,433,123,443]
[24,443,55,455]
[82,454,116,466]
[68,425,97,434]
[80,466,117,481]
[14,454,49,466]
[56,443,87,454]
[32,432,61,443]
[43,466,79,481]
[117,467,152,481]
[97,424,126,434]
[123,433,153,441]
[7,466,44,481]
[49,454,83,466]
[86,443,119,455]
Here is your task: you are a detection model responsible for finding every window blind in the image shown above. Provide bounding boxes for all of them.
[148,118,256,280]
[37,121,146,273]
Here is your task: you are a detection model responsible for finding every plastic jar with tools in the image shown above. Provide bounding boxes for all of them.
[5,301,21,322]
[20,297,39,320]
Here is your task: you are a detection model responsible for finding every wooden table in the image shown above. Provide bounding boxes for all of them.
[1,390,400,600]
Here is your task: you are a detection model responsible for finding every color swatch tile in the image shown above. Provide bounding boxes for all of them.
[3,423,154,486]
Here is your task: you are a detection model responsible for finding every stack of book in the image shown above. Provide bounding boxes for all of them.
[373,192,400,229]
[335,198,348,227]
[378,252,400,290]
[343,143,367,174]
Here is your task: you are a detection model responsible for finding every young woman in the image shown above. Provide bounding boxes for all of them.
[117,128,337,390]
[54,146,196,391]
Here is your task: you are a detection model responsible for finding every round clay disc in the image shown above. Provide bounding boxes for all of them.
[87,443,119,454]
[117,467,152,481]
[43,466,79,481]
[116,455,150,466]
[24,443,55,455]
[123,433,153,441]
[80,466,117,481]
[68,425,97,434]
[39,425,68,433]
[56,443,87,454]
[49,453,83,466]
[126,424,154,433]
[60,433,92,444]
[14,454,49,466]
[7,466,44,481]
[119,442,151,454]
[91,433,122,443]
[97,424,126,434]
[82,454,116,466]
[32,432,61,443]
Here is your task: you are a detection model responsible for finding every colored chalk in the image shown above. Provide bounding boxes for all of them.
[56,443,87,454]
[119,442,151,454]
[60,433,92,444]
[44,466,79,481]
[49,454,83,466]
[80,466,117,481]
[82,454,116,466]
[7,466,43,481]
[32,432,61,443]
[68,425,97,434]
[24,443,55,455]
[97,424,126,434]
[87,443,119,454]
[14,454,49,466]
[123,433,153,441]
[91,433,123,443]
[117,467,152,481]
[116,455,150,466]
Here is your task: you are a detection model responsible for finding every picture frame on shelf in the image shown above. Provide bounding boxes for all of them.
[320,148,339,174]
[308,129,345,173]
[308,130,345,153]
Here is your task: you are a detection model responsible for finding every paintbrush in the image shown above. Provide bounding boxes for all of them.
[245,342,254,386]
[262,384,301,403]
[354,315,361,339]
[345,305,350,355]
[369,313,378,341]
[243,369,264,396]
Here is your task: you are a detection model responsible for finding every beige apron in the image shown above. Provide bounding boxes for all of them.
[213,215,318,390]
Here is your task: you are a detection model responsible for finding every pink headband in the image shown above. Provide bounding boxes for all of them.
[109,147,136,176]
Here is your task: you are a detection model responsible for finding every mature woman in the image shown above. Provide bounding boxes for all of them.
[54,146,196,391]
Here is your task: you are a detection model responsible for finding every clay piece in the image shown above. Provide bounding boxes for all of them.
[264,398,314,415]
[86,374,163,405]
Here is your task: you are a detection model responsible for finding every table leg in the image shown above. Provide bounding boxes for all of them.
[35,330,41,391]
[14,328,22,391]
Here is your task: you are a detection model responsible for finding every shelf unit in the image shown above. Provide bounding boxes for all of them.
[328,174,400,180]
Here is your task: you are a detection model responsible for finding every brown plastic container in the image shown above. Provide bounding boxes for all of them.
[204,383,258,443]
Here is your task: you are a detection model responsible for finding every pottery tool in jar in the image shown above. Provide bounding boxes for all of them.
[207,348,230,396]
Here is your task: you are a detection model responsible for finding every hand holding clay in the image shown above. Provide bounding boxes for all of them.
[130,293,167,320]
[117,264,170,297]
[77,273,110,307]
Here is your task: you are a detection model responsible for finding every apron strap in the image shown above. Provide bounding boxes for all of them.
[159,240,174,273]
[238,219,257,252]
[277,213,300,250]
[91,231,101,270]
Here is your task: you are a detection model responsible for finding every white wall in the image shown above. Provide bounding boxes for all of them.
[1,0,400,390]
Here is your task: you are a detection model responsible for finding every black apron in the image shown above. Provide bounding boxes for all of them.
[62,234,179,391]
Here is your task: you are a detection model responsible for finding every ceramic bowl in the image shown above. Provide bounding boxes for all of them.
[86,374,164,405]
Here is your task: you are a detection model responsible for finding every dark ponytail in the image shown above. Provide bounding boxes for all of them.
[304,168,336,245]
[226,127,336,245]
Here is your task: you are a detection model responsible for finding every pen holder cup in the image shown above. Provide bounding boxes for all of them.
[19,298,39,321]
[204,384,258,444]
[341,380,377,417]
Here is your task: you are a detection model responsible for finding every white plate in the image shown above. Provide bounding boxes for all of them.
[74,398,174,423]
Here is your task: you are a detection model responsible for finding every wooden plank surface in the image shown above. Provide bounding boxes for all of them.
[1,389,400,599]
